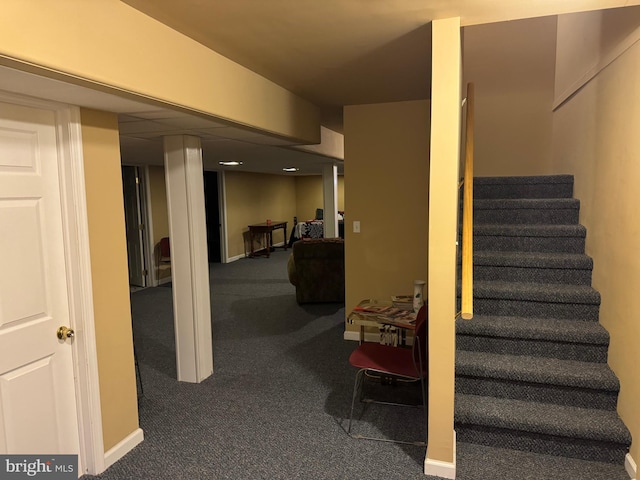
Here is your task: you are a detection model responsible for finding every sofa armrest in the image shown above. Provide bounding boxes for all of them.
[287,253,298,286]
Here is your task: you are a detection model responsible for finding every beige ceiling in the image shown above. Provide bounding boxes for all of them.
[4,1,639,175]
[121,0,640,131]
[122,0,436,131]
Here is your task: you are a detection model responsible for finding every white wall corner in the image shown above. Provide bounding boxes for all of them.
[103,428,144,471]
[626,453,637,479]
[424,431,456,479]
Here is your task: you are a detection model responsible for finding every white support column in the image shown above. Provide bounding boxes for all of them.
[163,135,214,383]
[322,163,338,238]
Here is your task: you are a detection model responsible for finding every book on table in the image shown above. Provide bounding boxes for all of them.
[352,300,417,328]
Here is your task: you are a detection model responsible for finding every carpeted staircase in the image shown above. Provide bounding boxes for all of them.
[455,175,632,465]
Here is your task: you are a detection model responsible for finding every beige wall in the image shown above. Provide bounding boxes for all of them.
[147,166,171,280]
[80,108,139,452]
[463,16,557,176]
[426,18,460,467]
[0,0,320,144]
[294,175,344,222]
[555,8,640,106]
[551,7,640,464]
[225,172,297,258]
[343,99,430,324]
[144,167,339,262]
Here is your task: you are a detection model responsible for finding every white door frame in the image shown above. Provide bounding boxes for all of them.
[122,165,151,287]
[138,166,154,288]
[141,165,160,287]
[0,90,105,474]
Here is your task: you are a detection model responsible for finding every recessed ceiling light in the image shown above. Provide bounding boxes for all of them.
[282,167,299,172]
[219,161,243,166]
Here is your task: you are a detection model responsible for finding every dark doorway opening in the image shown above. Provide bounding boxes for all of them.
[122,165,148,286]
[204,171,222,263]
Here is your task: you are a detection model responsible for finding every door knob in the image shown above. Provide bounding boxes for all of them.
[57,326,75,340]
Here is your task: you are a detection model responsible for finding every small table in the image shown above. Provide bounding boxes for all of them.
[347,299,417,346]
[247,221,288,258]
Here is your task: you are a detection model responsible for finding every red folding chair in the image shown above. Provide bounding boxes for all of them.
[347,304,428,446]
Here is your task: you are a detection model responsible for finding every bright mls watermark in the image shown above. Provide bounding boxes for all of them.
[0,455,77,479]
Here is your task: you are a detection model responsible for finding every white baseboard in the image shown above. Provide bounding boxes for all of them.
[424,458,456,479]
[226,253,245,263]
[626,453,637,479]
[227,242,289,264]
[344,331,356,341]
[103,428,144,471]
[344,330,377,342]
[425,431,457,479]
[344,330,415,345]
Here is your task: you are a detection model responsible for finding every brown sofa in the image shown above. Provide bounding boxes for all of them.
[287,238,345,304]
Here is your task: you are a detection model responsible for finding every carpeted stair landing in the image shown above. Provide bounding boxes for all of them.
[456,175,632,466]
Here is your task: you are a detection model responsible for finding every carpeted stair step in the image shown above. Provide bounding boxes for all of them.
[474,224,586,254]
[454,442,631,480]
[456,315,610,362]
[470,251,593,285]
[474,198,580,225]
[455,394,631,463]
[456,350,619,410]
[470,281,601,321]
[455,174,632,470]
[474,175,574,199]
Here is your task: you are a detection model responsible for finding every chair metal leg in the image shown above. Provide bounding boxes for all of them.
[348,368,427,447]
[348,369,366,435]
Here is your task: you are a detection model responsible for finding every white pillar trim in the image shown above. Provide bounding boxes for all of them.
[218,170,230,263]
[57,104,106,476]
[163,135,214,383]
[322,163,338,238]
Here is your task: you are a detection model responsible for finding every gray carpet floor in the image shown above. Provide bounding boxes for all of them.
[83,250,631,479]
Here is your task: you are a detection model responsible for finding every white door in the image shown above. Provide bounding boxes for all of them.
[0,101,80,456]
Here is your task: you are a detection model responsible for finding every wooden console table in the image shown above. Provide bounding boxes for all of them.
[247,221,288,258]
